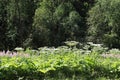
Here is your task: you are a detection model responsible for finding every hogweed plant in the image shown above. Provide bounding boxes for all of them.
[14,47,24,52]
[64,41,79,49]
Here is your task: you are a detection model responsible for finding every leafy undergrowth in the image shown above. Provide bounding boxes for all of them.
[0,43,120,80]
[0,50,120,80]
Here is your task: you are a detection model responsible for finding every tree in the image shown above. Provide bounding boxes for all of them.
[0,0,8,50]
[87,0,120,48]
[33,0,82,47]
[0,0,95,49]
[5,0,36,50]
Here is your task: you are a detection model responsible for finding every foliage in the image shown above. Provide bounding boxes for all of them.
[0,0,37,50]
[0,46,120,79]
[0,0,8,50]
[0,0,95,50]
[87,0,120,48]
[33,0,82,47]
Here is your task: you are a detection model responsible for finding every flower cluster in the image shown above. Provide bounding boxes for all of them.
[0,51,29,57]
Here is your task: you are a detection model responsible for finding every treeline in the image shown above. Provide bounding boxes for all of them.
[0,0,38,50]
[0,0,120,50]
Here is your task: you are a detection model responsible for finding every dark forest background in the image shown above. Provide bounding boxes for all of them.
[0,0,120,50]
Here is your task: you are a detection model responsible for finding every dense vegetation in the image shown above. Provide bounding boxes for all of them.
[87,0,120,48]
[0,43,120,79]
[0,0,120,79]
[1,0,94,50]
[1,0,120,50]
[1,0,119,50]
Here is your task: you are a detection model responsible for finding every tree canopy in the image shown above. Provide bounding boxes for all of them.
[1,0,120,50]
[87,0,120,48]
